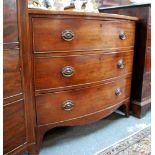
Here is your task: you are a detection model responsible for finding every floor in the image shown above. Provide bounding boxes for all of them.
[39,110,151,155]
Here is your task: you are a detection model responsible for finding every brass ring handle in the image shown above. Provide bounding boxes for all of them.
[61,30,75,41]
[115,88,122,96]
[117,59,125,69]
[119,31,126,40]
[62,100,74,111]
[62,66,75,77]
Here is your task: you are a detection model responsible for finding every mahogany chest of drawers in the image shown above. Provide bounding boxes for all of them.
[3,1,138,153]
[28,10,138,152]
[99,3,151,117]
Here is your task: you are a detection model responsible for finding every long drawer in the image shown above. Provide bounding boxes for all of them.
[34,51,133,91]
[32,17,135,52]
[36,76,131,125]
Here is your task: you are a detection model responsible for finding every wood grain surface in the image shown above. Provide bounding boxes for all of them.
[32,17,136,52]
[3,100,26,154]
[36,76,131,125]
[34,51,133,91]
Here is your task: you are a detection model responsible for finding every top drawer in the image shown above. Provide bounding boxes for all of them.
[32,17,136,52]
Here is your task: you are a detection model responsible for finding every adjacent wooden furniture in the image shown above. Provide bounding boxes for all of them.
[3,1,138,154]
[28,10,138,153]
[100,0,131,7]
[99,3,151,117]
[3,0,36,154]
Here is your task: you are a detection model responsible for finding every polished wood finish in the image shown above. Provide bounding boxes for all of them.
[131,98,151,118]
[142,73,151,99]
[3,0,26,154]
[4,3,137,153]
[36,98,130,153]
[32,17,135,52]
[3,0,36,154]
[18,0,37,148]
[3,0,18,43]
[34,51,133,91]
[3,100,26,153]
[29,9,138,20]
[144,48,151,72]
[36,76,131,126]
[3,48,23,100]
[99,3,151,117]
[36,98,130,152]
[28,10,137,153]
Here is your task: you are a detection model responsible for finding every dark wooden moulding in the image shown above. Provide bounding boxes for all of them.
[99,3,151,118]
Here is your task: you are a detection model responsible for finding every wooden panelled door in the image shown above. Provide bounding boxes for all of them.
[3,0,36,154]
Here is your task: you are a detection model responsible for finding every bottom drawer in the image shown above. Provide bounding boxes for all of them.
[36,76,131,126]
[3,100,26,154]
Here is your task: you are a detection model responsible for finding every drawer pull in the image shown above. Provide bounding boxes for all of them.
[119,31,126,40]
[115,88,122,96]
[61,30,75,41]
[62,100,74,111]
[117,59,125,69]
[62,66,75,77]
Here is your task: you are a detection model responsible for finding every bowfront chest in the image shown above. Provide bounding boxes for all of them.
[28,10,138,153]
[3,3,138,153]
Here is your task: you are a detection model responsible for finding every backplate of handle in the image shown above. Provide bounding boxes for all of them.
[62,66,75,77]
[62,100,74,111]
[119,31,126,40]
[61,30,75,41]
[115,88,123,96]
[117,59,125,69]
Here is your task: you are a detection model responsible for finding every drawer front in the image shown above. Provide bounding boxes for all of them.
[34,51,133,91]
[3,100,26,154]
[36,76,131,125]
[32,17,135,52]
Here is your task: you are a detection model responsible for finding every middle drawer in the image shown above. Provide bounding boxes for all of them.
[34,51,133,91]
